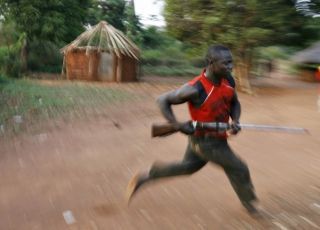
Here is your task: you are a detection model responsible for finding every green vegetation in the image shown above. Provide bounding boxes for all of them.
[141,45,203,76]
[0,76,133,134]
[256,46,301,60]
[142,65,202,77]
[0,0,90,78]
[140,27,205,76]
[164,0,320,87]
[1,0,320,79]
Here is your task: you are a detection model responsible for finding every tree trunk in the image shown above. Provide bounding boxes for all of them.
[20,38,28,73]
[234,48,253,94]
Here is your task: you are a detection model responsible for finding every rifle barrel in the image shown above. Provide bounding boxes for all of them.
[193,121,308,134]
[240,124,308,133]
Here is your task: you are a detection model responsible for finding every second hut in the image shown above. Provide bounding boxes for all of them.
[61,21,140,82]
[291,41,320,82]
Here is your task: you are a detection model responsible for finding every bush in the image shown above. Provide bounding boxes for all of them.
[27,40,63,73]
[0,46,9,70]
[255,46,301,60]
[189,57,205,68]
[0,74,10,86]
[0,46,22,78]
[139,31,207,77]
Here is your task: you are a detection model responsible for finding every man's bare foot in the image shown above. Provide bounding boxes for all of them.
[125,173,148,205]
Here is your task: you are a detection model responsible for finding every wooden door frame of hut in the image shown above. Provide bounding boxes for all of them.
[116,55,123,82]
[112,52,118,82]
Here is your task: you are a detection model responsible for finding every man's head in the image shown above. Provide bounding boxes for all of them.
[205,45,233,81]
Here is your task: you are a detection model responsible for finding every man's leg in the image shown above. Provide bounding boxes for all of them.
[211,141,258,214]
[126,142,207,203]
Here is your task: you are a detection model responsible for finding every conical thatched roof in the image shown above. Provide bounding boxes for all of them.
[291,42,320,64]
[61,21,139,60]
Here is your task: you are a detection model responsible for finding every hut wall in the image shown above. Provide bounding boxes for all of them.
[98,52,114,81]
[300,69,317,82]
[65,49,138,82]
[116,54,138,82]
[112,52,118,82]
[116,56,122,82]
[65,50,100,81]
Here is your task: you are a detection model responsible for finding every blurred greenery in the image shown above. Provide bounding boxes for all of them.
[0,29,26,78]
[255,46,298,60]
[165,0,320,49]
[1,0,90,43]
[27,39,62,73]
[142,65,202,77]
[164,0,320,82]
[0,0,91,78]
[140,27,205,76]
[87,0,127,31]
[0,0,320,79]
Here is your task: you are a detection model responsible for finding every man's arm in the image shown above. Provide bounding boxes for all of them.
[230,91,241,134]
[230,91,241,122]
[226,73,236,88]
[157,83,198,123]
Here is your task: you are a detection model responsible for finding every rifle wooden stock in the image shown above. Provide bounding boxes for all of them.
[151,123,179,137]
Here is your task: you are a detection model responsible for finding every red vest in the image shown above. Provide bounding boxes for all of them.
[188,71,234,138]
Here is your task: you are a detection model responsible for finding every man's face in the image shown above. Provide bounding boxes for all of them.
[209,50,233,78]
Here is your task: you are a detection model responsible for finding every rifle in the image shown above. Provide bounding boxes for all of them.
[151,121,308,137]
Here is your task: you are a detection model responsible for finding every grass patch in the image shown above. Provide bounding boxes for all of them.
[0,77,133,135]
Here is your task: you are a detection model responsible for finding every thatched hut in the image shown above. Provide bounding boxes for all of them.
[291,42,320,82]
[61,21,140,82]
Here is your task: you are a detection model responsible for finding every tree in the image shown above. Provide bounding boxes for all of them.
[0,19,26,77]
[1,0,90,43]
[124,0,143,45]
[87,0,127,31]
[164,0,320,92]
[0,0,91,75]
[87,0,143,45]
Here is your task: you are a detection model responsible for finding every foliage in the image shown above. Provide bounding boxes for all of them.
[139,25,207,76]
[124,0,143,45]
[141,33,205,76]
[164,0,320,89]
[27,39,63,73]
[255,46,301,60]
[0,19,20,46]
[164,0,320,51]
[0,0,90,44]
[140,26,179,50]
[0,0,92,77]
[142,40,185,61]
[0,0,146,77]
[295,0,320,18]
[0,47,21,78]
[3,0,318,82]
[0,19,22,77]
[87,0,144,45]
[87,0,127,31]
[142,65,201,76]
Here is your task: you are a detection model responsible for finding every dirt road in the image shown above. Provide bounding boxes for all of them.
[1,76,320,229]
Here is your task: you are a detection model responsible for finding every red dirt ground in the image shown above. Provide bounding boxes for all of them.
[1,75,320,229]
